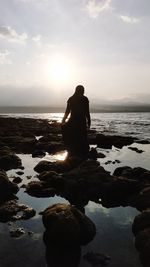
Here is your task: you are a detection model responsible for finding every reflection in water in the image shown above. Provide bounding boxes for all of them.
[43,231,81,267]
[55,151,68,161]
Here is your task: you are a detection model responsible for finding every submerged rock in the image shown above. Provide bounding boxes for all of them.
[10,227,25,238]
[40,203,96,246]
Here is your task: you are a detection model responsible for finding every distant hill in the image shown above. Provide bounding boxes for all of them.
[0,105,150,113]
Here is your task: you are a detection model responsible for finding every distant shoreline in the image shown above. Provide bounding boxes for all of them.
[0,106,150,113]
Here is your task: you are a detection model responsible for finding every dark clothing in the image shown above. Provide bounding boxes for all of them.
[67,95,90,125]
[62,94,90,157]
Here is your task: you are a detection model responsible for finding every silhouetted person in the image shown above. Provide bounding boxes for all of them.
[62,85,91,157]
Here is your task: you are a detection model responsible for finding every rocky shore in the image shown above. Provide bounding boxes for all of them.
[0,116,150,267]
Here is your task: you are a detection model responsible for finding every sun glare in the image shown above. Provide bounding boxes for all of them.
[49,55,72,85]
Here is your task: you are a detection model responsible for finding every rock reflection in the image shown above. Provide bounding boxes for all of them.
[44,233,81,267]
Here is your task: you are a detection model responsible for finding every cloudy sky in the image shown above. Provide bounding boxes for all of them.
[0,0,150,106]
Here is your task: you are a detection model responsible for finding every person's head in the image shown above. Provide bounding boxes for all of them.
[75,85,84,96]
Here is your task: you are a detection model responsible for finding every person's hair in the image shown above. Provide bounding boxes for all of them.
[75,85,84,95]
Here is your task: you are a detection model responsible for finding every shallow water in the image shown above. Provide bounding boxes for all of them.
[1,112,150,140]
[0,113,149,267]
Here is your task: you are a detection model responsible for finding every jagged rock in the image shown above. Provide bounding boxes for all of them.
[40,203,96,246]
[132,210,150,236]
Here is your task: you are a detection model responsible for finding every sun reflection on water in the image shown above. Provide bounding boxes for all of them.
[55,151,68,161]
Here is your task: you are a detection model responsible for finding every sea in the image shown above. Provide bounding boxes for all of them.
[0,112,150,267]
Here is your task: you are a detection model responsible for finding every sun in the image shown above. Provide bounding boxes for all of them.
[49,55,72,85]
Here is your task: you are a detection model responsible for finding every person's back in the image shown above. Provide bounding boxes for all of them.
[61,85,91,157]
[68,94,89,123]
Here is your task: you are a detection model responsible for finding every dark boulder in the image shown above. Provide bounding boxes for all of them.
[0,170,19,200]
[0,147,22,171]
[26,181,56,198]
[96,134,135,149]
[132,210,150,236]
[40,203,96,246]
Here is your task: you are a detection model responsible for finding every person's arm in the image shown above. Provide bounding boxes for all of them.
[86,99,91,128]
[62,101,71,124]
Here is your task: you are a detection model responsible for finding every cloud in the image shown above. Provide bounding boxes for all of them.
[32,34,42,45]
[86,0,112,18]
[119,15,139,24]
[0,50,12,65]
[0,26,28,44]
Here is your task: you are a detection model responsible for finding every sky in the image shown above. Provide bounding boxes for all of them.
[0,0,150,106]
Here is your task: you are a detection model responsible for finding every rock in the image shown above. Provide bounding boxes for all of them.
[97,152,106,158]
[26,181,56,198]
[40,203,96,246]
[10,227,25,238]
[114,166,150,183]
[113,166,133,177]
[34,161,55,173]
[96,134,135,149]
[0,200,36,222]
[15,171,24,176]
[0,148,22,171]
[135,228,150,253]
[128,147,144,153]
[32,150,46,158]
[88,148,98,160]
[132,210,150,236]
[101,176,139,208]
[34,157,83,174]
[135,140,150,144]
[26,175,32,179]
[44,240,81,267]
[0,170,19,200]
[21,207,36,220]
[133,187,150,211]
[36,141,65,154]
[12,177,22,184]
[135,228,150,267]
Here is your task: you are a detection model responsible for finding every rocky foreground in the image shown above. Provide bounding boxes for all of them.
[0,116,150,267]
